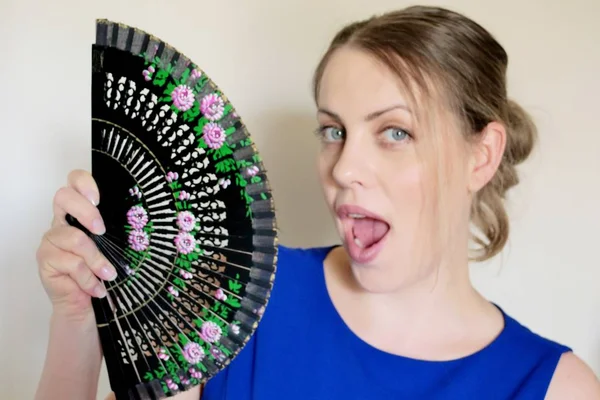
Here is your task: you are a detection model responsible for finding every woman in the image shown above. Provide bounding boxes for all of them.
[34,5,599,400]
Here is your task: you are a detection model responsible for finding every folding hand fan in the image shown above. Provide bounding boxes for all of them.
[66,19,278,399]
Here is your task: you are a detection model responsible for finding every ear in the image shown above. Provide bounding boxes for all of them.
[467,121,507,193]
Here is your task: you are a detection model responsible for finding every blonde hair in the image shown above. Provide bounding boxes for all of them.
[312,5,537,262]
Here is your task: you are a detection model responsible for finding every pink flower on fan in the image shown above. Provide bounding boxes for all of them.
[176,211,196,232]
[230,325,240,335]
[125,266,134,276]
[129,186,142,199]
[246,165,259,177]
[158,347,169,361]
[179,269,193,279]
[165,378,178,391]
[168,286,179,297]
[200,93,225,121]
[127,206,148,230]
[166,171,179,183]
[142,66,154,82]
[202,122,226,149]
[191,69,202,80]
[171,85,195,112]
[215,288,227,301]
[178,190,190,200]
[200,321,222,343]
[219,178,230,189]
[183,342,205,364]
[174,232,196,254]
[179,375,190,386]
[128,230,149,251]
[189,367,202,379]
[210,347,226,362]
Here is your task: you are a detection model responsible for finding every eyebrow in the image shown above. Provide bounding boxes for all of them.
[317,104,411,122]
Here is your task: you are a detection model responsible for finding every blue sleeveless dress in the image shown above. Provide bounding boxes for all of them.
[202,245,571,399]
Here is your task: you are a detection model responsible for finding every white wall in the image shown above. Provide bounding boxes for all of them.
[0,0,598,398]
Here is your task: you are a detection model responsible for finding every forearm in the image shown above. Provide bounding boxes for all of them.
[35,311,103,400]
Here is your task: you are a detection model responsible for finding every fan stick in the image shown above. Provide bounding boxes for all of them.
[93,229,248,339]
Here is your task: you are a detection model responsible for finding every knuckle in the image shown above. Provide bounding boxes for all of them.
[67,169,87,184]
[53,186,71,207]
[68,169,97,194]
[67,227,89,249]
[74,259,90,277]
[35,242,47,265]
[37,231,56,263]
[74,231,89,248]
[81,269,97,290]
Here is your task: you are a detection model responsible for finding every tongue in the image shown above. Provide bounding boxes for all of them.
[352,218,389,248]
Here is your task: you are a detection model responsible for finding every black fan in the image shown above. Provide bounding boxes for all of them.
[67,19,278,399]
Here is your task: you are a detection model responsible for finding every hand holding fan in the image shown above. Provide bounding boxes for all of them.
[67,19,278,399]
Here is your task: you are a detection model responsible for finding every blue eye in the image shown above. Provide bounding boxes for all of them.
[382,127,409,142]
[319,126,345,142]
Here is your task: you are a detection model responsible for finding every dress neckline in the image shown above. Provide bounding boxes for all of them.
[314,244,514,366]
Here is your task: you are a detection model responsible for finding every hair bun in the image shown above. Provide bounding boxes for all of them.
[504,99,538,167]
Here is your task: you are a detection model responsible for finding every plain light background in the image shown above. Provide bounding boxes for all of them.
[0,0,598,398]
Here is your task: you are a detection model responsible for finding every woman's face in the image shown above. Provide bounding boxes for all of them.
[315,46,481,293]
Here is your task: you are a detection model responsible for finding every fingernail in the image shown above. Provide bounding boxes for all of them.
[101,265,117,281]
[92,218,106,235]
[85,192,99,206]
[94,284,107,298]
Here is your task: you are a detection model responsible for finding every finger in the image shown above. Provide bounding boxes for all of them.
[52,186,106,235]
[44,225,117,281]
[43,247,108,298]
[67,169,100,206]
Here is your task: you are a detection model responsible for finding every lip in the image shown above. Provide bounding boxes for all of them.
[335,203,390,264]
[335,204,387,222]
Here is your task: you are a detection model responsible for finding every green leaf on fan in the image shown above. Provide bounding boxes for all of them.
[228,277,242,294]
[178,68,191,85]
[178,333,189,345]
[225,297,241,308]
[153,69,170,87]
[225,126,236,136]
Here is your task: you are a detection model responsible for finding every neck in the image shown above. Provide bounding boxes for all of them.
[325,245,503,360]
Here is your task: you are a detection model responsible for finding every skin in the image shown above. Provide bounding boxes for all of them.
[34,46,599,400]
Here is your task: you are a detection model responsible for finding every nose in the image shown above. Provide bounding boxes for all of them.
[331,135,373,188]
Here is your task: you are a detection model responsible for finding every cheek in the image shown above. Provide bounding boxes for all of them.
[317,149,338,196]
[382,160,425,210]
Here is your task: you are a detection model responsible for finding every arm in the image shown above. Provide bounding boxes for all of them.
[34,312,103,400]
[545,352,600,399]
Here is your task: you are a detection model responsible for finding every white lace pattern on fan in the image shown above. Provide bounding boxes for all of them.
[104,71,230,243]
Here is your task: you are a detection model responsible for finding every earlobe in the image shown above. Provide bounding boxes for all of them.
[467,121,507,193]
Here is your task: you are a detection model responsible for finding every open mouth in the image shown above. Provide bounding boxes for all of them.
[336,204,390,264]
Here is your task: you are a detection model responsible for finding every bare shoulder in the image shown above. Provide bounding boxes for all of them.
[545,352,600,399]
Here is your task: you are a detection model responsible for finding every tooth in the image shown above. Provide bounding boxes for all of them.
[349,213,365,218]
[354,237,364,248]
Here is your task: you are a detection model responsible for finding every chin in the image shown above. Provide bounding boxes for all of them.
[337,228,431,294]
[346,256,409,293]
